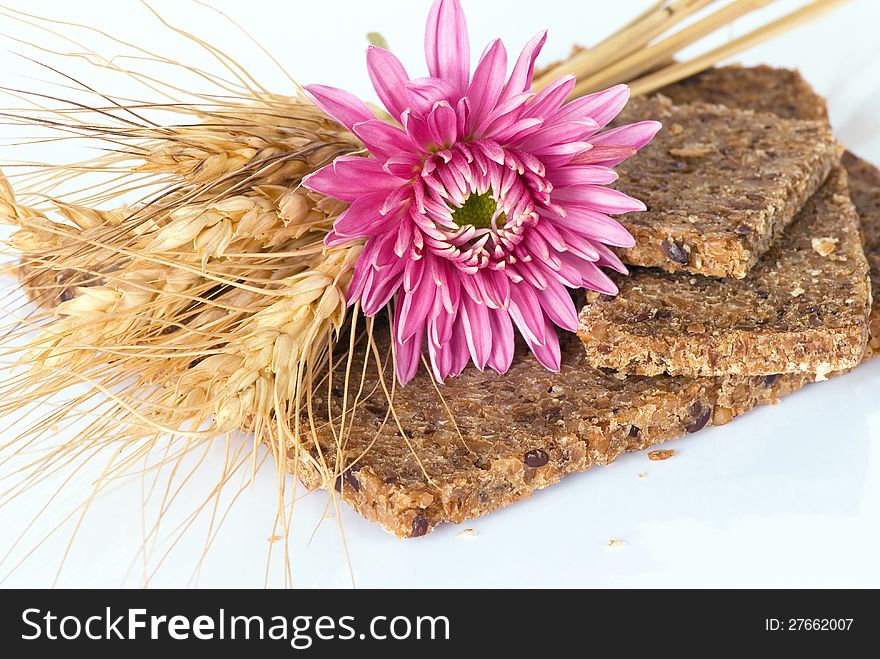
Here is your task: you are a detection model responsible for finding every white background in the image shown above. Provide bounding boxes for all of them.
[0,0,879,588]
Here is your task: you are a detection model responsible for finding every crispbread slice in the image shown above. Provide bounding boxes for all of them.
[658,64,828,121]
[613,97,839,279]
[578,167,871,377]
[843,152,880,356]
[298,331,810,538]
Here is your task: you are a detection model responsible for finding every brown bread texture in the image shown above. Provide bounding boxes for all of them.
[578,167,872,377]
[613,97,840,279]
[297,332,810,538]
[842,151,880,357]
[658,65,828,121]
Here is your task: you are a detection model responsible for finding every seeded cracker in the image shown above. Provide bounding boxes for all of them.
[842,152,880,357]
[295,331,809,538]
[658,65,829,122]
[612,97,840,279]
[578,168,871,377]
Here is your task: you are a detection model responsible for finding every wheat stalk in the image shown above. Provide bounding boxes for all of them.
[0,3,373,583]
[534,0,852,99]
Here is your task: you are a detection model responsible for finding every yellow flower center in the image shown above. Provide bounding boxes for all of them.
[451,192,501,230]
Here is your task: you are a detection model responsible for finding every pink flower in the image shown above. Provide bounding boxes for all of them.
[304,0,660,385]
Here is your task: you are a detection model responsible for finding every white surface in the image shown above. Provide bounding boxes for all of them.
[1,0,879,588]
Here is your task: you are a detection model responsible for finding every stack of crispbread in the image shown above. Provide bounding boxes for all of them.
[294,66,880,538]
[578,94,871,379]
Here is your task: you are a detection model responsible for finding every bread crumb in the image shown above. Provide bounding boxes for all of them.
[458,528,478,537]
[648,449,676,461]
[811,236,839,257]
[268,535,283,544]
[814,364,832,382]
[606,539,626,548]
[637,472,647,479]
[790,286,805,298]
[669,145,712,158]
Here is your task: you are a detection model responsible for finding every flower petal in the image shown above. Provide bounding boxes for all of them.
[406,77,457,115]
[333,192,398,238]
[383,154,421,179]
[547,164,618,186]
[459,293,492,370]
[508,283,547,346]
[587,121,663,166]
[556,251,618,295]
[525,318,561,371]
[532,141,592,168]
[569,144,637,166]
[578,259,619,295]
[359,236,405,315]
[486,309,514,374]
[303,156,404,203]
[425,0,471,94]
[402,110,440,152]
[303,84,374,131]
[477,91,531,137]
[552,185,646,214]
[552,83,629,128]
[537,279,578,331]
[543,207,635,248]
[514,120,597,153]
[394,304,425,385]
[427,323,470,381]
[489,117,544,145]
[594,241,629,274]
[466,39,508,133]
[398,279,435,344]
[367,46,412,121]
[521,75,576,121]
[428,101,458,148]
[352,119,416,158]
[499,30,547,105]
[451,320,473,377]
[403,248,427,292]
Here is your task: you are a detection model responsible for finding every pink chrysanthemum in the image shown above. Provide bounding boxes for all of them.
[304,0,660,384]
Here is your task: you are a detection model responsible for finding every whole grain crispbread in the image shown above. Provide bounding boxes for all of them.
[612,97,840,279]
[658,65,828,121]
[843,151,880,356]
[297,330,810,538]
[578,167,871,377]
